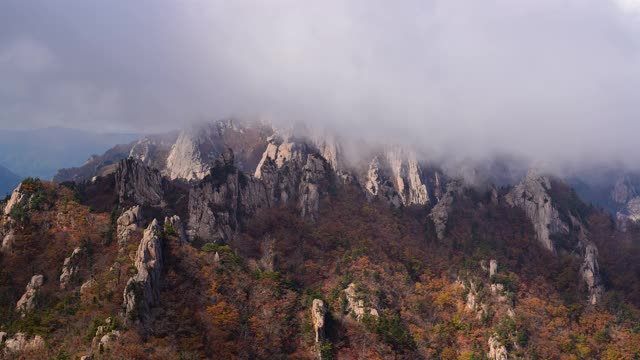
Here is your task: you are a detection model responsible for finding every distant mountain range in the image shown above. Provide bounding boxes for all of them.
[0,127,141,181]
[0,164,21,197]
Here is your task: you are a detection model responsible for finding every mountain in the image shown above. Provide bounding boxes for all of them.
[0,127,141,180]
[0,164,21,198]
[2,119,640,359]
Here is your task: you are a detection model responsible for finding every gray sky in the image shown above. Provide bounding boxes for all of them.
[1,0,639,167]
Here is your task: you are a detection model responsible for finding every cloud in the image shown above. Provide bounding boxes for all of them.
[0,0,639,169]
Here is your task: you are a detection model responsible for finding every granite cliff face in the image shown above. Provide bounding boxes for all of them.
[115,158,166,207]
[506,170,604,304]
[429,180,463,240]
[187,150,271,243]
[123,219,163,321]
[129,119,272,182]
[3,123,639,358]
[505,170,569,252]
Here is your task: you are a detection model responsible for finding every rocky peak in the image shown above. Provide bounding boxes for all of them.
[362,148,434,207]
[115,158,165,207]
[255,134,310,178]
[123,219,163,321]
[188,150,270,243]
[3,184,27,216]
[611,175,638,205]
[165,129,211,181]
[364,156,402,207]
[505,169,569,252]
[116,205,143,249]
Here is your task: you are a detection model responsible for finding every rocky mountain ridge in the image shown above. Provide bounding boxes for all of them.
[2,119,639,358]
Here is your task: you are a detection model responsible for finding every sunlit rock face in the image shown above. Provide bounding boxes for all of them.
[129,119,273,182]
[358,146,442,208]
[123,219,163,321]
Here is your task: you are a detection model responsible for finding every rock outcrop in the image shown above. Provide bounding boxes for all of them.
[298,154,331,220]
[489,259,498,277]
[188,149,270,243]
[3,184,27,216]
[343,283,379,320]
[361,148,437,207]
[1,227,16,253]
[429,180,463,240]
[311,299,326,344]
[164,215,188,244]
[16,274,44,316]
[488,336,508,360]
[580,241,604,305]
[165,130,211,181]
[570,216,604,305]
[116,205,143,248]
[59,247,83,289]
[91,317,120,351]
[2,333,45,355]
[508,170,604,304]
[123,219,163,321]
[505,170,569,252]
[254,135,332,219]
[127,119,271,182]
[364,156,403,207]
[115,158,165,207]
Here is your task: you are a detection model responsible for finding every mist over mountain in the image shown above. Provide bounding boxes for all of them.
[3,1,640,359]
[1,0,640,173]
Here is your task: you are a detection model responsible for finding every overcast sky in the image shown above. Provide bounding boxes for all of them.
[0,0,639,167]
